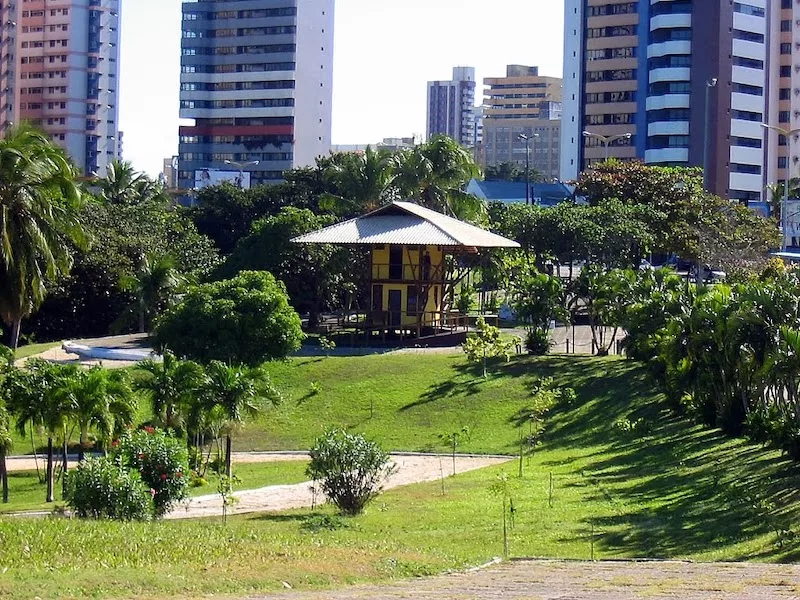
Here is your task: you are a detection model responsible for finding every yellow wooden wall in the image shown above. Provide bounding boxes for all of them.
[370,244,445,326]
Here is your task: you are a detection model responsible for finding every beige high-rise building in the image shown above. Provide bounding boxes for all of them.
[1,0,121,176]
[481,65,563,181]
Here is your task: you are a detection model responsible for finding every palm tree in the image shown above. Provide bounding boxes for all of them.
[203,361,280,478]
[133,350,204,432]
[115,254,185,333]
[395,135,486,222]
[321,146,397,216]
[0,403,12,504]
[0,124,85,350]
[64,367,137,461]
[7,359,77,502]
[96,159,165,206]
[766,178,800,221]
[0,344,14,503]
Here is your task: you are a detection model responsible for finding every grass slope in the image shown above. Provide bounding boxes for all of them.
[1,354,799,599]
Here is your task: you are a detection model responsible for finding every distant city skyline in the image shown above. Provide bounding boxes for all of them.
[119,0,565,177]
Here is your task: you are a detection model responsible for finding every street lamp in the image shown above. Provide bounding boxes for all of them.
[223,159,259,188]
[582,131,632,161]
[518,133,539,205]
[761,123,800,251]
[703,78,718,191]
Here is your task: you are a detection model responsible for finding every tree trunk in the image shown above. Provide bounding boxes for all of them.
[46,437,54,503]
[79,425,88,462]
[9,318,21,352]
[0,449,8,504]
[62,438,69,498]
[225,434,233,479]
[139,307,146,334]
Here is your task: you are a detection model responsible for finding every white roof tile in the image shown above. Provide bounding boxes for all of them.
[292,201,520,249]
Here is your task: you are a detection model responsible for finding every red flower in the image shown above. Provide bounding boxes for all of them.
[160,474,168,481]
[176,472,182,478]
[137,453,145,459]
[111,440,120,448]
[143,426,155,434]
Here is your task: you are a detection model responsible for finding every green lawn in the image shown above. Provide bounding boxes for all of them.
[1,353,799,599]
[0,460,311,514]
[13,341,60,360]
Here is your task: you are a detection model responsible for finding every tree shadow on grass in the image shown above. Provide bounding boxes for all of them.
[400,362,488,411]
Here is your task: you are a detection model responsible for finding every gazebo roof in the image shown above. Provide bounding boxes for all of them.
[291,201,520,248]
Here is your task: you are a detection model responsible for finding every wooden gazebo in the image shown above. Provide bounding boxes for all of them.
[292,202,520,340]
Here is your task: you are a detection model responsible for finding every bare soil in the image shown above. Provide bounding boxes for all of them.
[253,559,800,599]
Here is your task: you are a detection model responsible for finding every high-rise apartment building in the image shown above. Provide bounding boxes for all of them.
[562,0,772,204]
[426,66,476,146]
[768,0,800,188]
[177,0,334,190]
[1,0,121,176]
[482,65,563,181]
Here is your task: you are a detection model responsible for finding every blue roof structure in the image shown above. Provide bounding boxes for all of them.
[466,179,575,206]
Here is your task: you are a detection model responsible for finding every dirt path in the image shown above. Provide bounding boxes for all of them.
[254,559,800,599]
[167,454,510,519]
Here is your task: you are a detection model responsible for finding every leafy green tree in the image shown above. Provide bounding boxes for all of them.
[462,316,519,378]
[569,266,634,356]
[510,266,567,355]
[0,124,86,349]
[218,207,355,327]
[27,198,218,341]
[116,254,185,333]
[484,161,543,183]
[203,361,280,478]
[154,271,304,366]
[396,135,485,222]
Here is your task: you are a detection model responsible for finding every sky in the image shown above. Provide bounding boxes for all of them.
[120,1,565,177]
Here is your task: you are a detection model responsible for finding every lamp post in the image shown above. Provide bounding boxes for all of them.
[518,133,539,205]
[703,78,718,191]
[582,131,633,162]
[223,159,260,188]
[761,124,800,252]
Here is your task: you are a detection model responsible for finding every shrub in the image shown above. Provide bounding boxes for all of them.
[307,429,396,515]
[153,270,304,366]
[116,428,190,518]
[525,328,552,355]
[66,457,152,521]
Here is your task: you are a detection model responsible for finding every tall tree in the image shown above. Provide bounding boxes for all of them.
[64,367,137,460]
[0,124,85,349]
[133,350,204,433]
[153,271,304,366]
[218,207,355,327]
[96,159,164,206]
[116,254,185,333]
[396,135,485,222]
[6,359,78,502]
[203,361,279,478]
[321,146,397,216]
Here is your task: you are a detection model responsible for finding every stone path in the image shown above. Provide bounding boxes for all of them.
[253,559,800,599]
[167,454,510,519]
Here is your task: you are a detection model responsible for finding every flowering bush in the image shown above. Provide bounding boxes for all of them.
[66,457,152,521]
[115,428,189,518]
